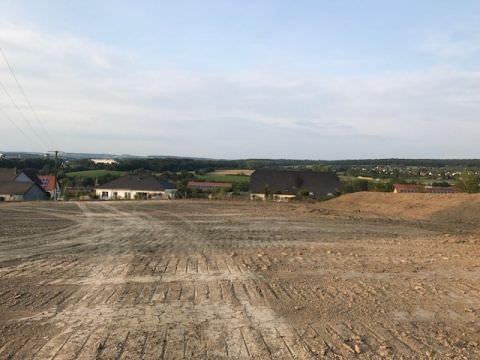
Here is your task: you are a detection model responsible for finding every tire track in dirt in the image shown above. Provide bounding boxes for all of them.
[3,202,317,359]
[2,200,480,359]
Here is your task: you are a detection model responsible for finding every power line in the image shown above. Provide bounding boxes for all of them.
[0,48,54,146]
[0,99,44,149]
[0,76,48,151]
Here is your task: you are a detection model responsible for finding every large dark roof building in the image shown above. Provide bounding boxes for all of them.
[250,169,341,199]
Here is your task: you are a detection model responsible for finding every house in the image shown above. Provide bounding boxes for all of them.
[38,175,60,199]
[187,181,233,192]
[95,175,176,200]
[250,169,341,200]
[0,182,48,201]
[90,158,118,165]
[0,168,49,201]
[393,184,459,194]
[393,184,420,193]
[425,186,458,194]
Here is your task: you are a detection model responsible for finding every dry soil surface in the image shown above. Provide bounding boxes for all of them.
[0,195,479,359]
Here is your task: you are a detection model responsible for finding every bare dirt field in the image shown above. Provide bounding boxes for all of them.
[0,194,479,359]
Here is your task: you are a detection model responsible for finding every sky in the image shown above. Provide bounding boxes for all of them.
[0,0,479,159]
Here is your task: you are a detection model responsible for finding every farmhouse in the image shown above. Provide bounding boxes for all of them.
[250,169,341,200]
[95,175,176,200]
[187,181,232,192]
[0,168,49,201]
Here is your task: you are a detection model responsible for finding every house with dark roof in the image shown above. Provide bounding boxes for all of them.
[0,168,49,201]
[95,175,177,200]
[249,169,341,200]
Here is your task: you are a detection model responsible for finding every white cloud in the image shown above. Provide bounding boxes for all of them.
[421,18,480,59]
[1,24,480,158]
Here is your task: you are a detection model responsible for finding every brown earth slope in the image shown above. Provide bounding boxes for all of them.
[319,192,480,221]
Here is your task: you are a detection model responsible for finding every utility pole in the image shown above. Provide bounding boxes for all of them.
[49,150,61,200]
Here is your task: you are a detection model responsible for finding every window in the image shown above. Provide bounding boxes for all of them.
[136,192,148,200]
[125,192,131,199]
[101,191,108,199]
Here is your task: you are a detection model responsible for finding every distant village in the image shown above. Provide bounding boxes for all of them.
[0,154,478,202]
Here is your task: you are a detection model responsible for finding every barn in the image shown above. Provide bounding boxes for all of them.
[249,169,341,200]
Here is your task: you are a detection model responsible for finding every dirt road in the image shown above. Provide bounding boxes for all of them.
[0,196,479,359]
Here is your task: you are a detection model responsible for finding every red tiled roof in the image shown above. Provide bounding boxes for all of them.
[425,186,458,193]
[394,184,458,193]
[37,175,56,192]
[393,184,419,191]
[187,181,232,189]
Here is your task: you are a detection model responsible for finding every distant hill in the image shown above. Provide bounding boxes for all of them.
[1,151,479,167]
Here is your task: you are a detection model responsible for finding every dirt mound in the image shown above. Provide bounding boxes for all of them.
[321,192,480,221]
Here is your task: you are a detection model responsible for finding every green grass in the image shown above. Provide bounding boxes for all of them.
[195,174,250,184]
[339,175,391,183]
[66,170,127,178]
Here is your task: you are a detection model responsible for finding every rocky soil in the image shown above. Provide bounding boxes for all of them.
[0,195,479,359]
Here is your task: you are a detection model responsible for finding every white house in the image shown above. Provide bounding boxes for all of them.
[90,158,118,165]
[95,175,176,200]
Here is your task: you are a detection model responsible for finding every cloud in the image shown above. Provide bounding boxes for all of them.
[1,24,480,158]
[420,18,480,59]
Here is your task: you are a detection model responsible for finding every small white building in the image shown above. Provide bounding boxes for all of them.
[95,175,176,200]
[90,158,118,165]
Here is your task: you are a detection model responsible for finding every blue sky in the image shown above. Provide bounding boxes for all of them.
[0,1,479,158]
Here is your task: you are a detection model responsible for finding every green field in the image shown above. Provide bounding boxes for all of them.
[66,170,127,178]
[195,173,250,184]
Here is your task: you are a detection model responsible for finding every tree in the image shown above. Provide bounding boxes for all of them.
[368,180,394,192]
[432,181,450,187]
[342,179,369,193]
[456,171,479,193]
[297,189,310,198]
